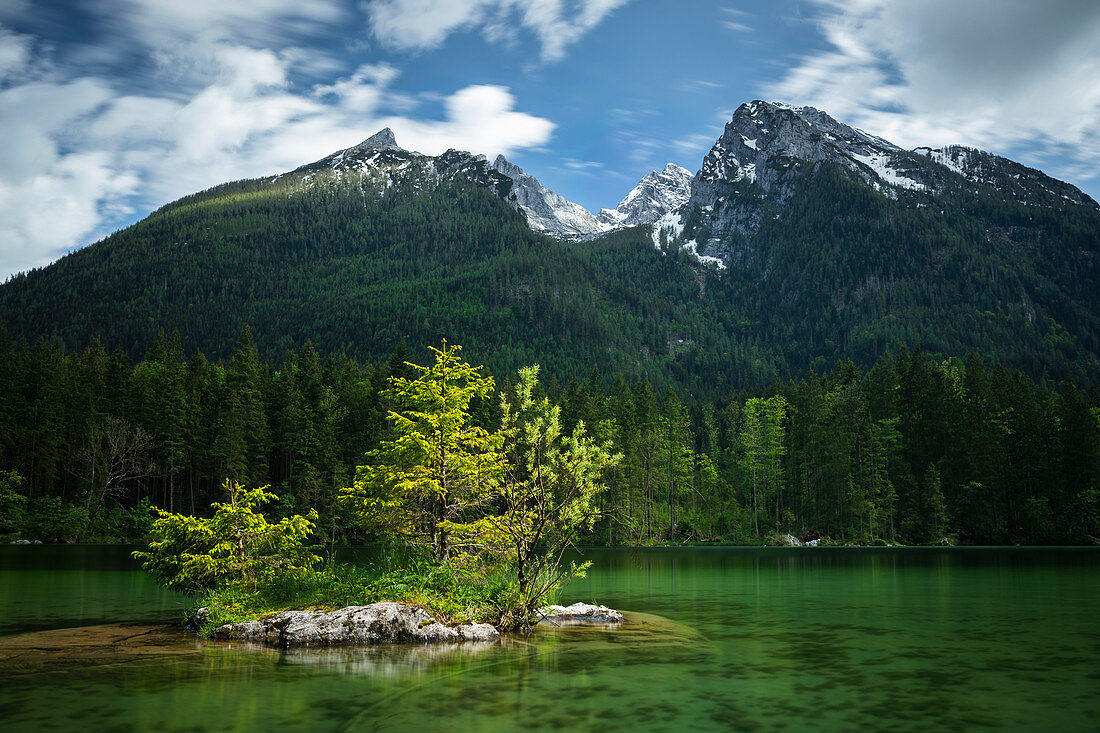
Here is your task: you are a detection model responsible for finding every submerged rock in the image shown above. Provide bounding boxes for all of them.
[0,623,197,675]
[537,602,624,626]
[211,602,499,648]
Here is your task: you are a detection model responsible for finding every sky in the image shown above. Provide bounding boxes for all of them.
[2,0,1099,280]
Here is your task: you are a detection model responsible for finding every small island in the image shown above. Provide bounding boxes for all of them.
[133,343,624,643]
[204,601,623,648]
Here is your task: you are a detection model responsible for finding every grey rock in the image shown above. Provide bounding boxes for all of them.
[211,602,500,648]
[682,101,935,262]
[537,602,624,626]
[354,127,400,151]
[598,163,693,228]
[9,539,32,544]
[492,155,607,240]
[455,622,500,642]
[777,533,803,547]
[187,606,211,631]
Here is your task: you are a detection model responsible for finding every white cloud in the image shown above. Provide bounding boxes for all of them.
[313,63,399,112]
[102,0,346,48]
[0,78,114,180]
[0,152,138,278]
[364,0,630,62]
[0,34,555,279]
[720,7,752,33]
[561,157,603,171]
[672,132,718,159]
[767,0,1100,187]
[0,25,34,79]
[382,84,554,156]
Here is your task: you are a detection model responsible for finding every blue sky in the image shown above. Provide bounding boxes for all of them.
[2,0,1099,279]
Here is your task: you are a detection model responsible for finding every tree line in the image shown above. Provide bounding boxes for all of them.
[1,323,1097,546]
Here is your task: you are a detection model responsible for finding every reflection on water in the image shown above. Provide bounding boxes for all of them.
[1,546,1099,731]
[0,545,189,636]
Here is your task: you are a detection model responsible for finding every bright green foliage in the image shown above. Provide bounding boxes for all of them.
[478,365,620,625]
[342,341,503,562]
[134,480,319,594]
[0,470,26,537]
[739,397,787,538]
[196,551,523,635]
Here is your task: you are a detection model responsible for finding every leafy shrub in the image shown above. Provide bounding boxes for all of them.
[134,480,320,594]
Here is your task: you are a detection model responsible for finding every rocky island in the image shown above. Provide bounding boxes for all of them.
[207,601,623,648]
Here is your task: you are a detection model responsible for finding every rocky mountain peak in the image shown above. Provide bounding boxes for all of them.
[697,100,908,193]
[492,154,523,179]
[598,163,693,228]
[355,128,400,151]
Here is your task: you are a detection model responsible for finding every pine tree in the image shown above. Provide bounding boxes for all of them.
[342,341,503,562]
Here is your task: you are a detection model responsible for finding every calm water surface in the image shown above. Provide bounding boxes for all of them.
[1,545,1098,731]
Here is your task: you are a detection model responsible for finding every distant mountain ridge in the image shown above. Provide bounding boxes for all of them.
[2,99,1099,389]
[251,128,691,241]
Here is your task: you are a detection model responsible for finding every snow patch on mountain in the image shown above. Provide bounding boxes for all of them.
[680,240,726,270]
[913,145,1099,209]
[914,146,972,177]
[850,151,927,191]
[650,210,685,248]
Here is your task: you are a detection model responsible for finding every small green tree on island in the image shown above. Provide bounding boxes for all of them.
[133,480,319,594]
[341,340,503,563]
[342,345,620,627]
[480,365,621,625]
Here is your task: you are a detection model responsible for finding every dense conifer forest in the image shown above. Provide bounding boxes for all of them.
[2,323,1096,546]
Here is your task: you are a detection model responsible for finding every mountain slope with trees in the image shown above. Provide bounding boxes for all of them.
[2,101,1100,394]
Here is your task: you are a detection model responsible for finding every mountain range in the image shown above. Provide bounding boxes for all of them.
[2,100,1098,390]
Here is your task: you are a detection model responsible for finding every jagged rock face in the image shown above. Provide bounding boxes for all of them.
[685,101,934,253]
[677,101,1099,265]
[492,155,607,240]
[211,602,501,648]
[693,101,928,196]
[598,163,692,228]
[354,127,399,151]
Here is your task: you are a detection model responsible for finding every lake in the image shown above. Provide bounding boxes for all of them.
[1,546,1098,731]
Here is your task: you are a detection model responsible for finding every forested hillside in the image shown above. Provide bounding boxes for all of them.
[2,328,1096,546]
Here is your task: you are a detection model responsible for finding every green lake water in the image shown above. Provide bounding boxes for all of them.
[1,546,1098,731]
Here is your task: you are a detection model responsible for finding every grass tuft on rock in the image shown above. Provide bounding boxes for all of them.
[195,550,530,636]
